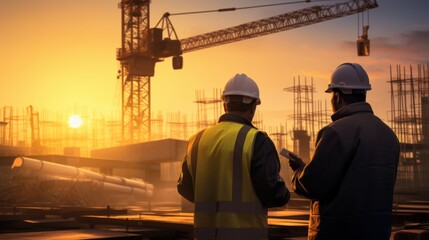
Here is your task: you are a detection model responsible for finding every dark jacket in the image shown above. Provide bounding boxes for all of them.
[292,102,400,240]
[178,113,290,208]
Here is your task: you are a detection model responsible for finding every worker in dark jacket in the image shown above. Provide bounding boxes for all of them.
[177,73,290,240]
[288,63,400,240]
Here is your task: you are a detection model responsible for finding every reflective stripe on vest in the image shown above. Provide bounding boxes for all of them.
[188,122,268,240]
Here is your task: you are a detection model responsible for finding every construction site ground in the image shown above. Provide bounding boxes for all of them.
[1,199,429,240]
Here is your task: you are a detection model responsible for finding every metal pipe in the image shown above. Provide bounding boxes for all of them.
[11,157,153,197]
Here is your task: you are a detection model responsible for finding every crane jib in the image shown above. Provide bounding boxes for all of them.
[180,0,378,53]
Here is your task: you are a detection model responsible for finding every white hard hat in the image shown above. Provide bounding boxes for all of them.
[326,63,371,94]
[222,73,261,105]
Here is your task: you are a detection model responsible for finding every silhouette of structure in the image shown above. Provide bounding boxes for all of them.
[283,76,330,163]
[389,64,429,191]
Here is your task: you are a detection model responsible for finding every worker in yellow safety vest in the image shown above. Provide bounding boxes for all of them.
[177,73,290,240]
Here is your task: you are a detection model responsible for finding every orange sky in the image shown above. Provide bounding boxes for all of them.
[1,0,429,129]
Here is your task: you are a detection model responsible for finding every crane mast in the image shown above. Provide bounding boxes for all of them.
[180,0,378,53]
[117,0,153,143]
[117,0,378,144]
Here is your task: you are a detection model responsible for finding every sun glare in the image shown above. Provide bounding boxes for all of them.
[68,115,83,128]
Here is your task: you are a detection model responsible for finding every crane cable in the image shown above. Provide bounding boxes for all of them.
[167,0,335,16]
[357,6,370,37]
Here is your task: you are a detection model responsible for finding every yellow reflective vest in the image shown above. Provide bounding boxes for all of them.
[185,121,268,240]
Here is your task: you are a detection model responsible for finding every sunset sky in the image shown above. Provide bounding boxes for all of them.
[1,0,429,129]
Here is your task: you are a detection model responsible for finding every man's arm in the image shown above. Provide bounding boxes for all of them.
[251,133,290,208]
[177,157,194,202]
[291,127,348,200]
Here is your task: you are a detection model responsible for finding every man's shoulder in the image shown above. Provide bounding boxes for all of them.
[254,129,268,138]
[254,130,275,149]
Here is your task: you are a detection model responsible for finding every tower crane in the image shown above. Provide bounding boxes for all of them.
[117,0,378,144]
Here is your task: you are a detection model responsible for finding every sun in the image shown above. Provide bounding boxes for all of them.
[68,115,83,128]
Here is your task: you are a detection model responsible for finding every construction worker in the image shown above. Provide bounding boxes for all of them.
[288,63,400,240]
[177,73,290,240]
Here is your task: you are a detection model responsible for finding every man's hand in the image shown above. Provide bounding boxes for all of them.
[288,152,306,171]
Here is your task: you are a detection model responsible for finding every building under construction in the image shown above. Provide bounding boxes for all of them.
[389,64,429,195]
[283,76,330,163]
[0,105,123,157]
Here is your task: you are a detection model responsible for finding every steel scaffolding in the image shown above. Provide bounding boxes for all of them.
[389,63,429,190]
[283,76,331,163]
